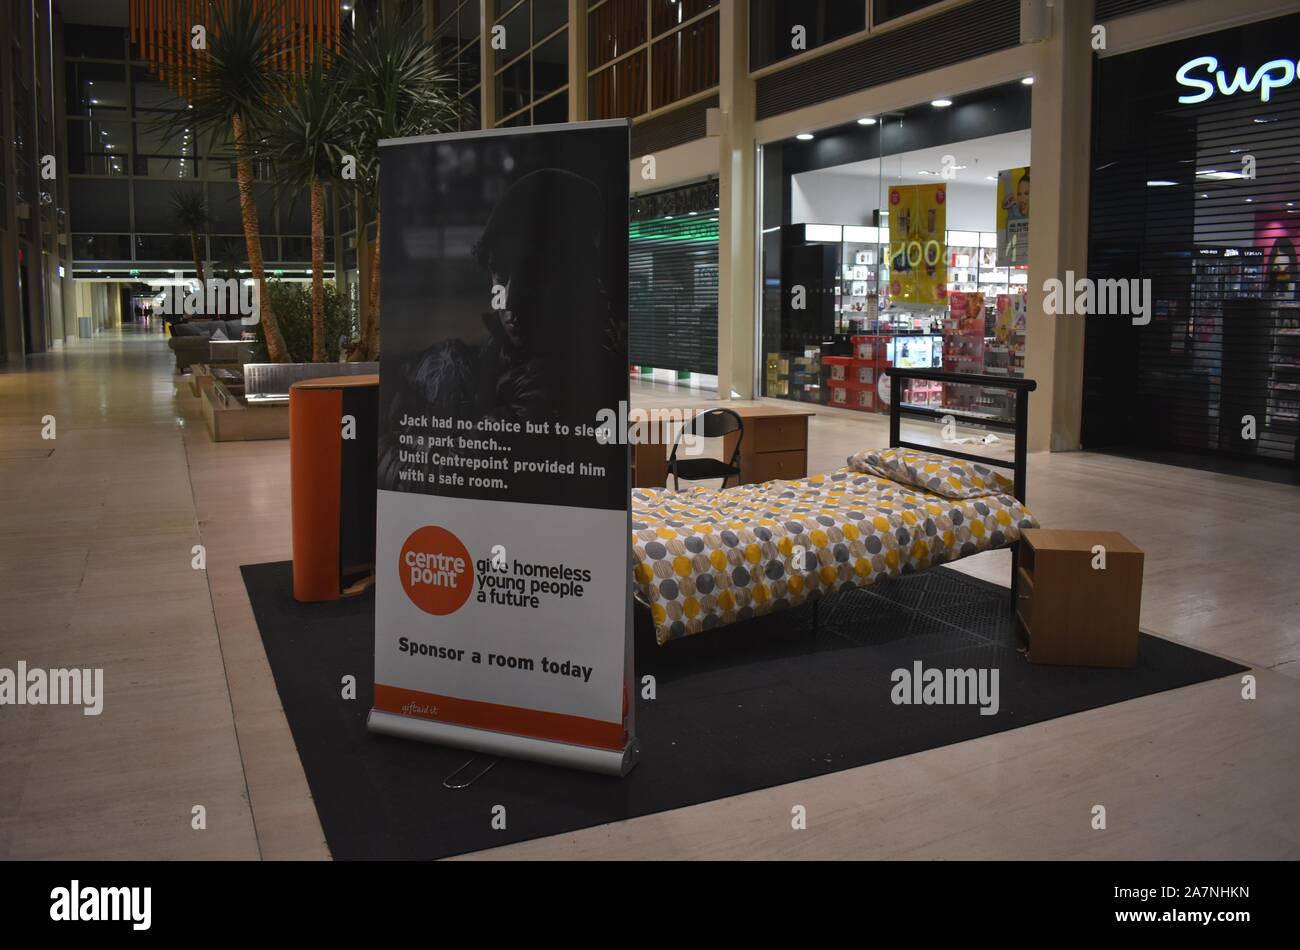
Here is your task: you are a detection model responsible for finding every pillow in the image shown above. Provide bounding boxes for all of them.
[170,323,203,337]
[848,447,1014,499]
[210,326,230,341]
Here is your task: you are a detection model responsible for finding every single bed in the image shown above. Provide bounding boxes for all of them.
[631,369,1038,646]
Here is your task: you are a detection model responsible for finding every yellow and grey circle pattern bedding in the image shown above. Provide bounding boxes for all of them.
[632,455,1038,646]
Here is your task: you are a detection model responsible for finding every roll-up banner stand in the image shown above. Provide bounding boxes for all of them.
[367,120,637,776]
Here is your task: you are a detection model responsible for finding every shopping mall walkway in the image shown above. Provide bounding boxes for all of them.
[1,330,1298,859]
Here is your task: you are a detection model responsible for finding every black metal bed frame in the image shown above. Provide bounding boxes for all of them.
[886,368,1038,614]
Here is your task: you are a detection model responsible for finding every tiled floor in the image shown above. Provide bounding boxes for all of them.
[1,330,1298,859]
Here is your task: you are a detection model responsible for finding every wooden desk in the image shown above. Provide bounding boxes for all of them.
[630,403,816,489]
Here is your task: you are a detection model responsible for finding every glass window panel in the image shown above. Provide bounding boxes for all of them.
[457,3,479,46]
[873,0,943,25]
[749,0,864,70]
[437,0,461,24]
[533,29,568,99]
[65,62,128,116]
[495,1,530,70]
[588,0,646,70]
[587,50,646,119]
[64,25,128,59]
[496,53,531,118]
[72,234,132,261]
[134,121,196,158]
[67,119,131,174]
[533,89,568,125]
[69,179,129,232]
[134,234,193,261]
[132,67,187,112]
[651,0,717,37]
[651,11,719,110]
[460,38,481,91]
[533,0,568,41]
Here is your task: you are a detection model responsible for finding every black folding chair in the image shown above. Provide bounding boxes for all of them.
[667,408,744,491]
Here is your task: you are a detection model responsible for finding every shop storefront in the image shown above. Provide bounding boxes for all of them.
[758,78,1033,422]
[628,179,721,389]
[1083,9,1300,467]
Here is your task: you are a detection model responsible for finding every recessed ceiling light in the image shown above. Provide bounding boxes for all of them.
[796,133,814,141]
[1021,77,1034,85]
[857,117,877,126]
[1146,180,1177,187]
[985,175,998,181]
[1245,198,1253,203]
[931,99,953,108]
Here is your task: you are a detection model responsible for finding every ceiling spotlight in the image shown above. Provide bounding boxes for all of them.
[931,99,953,108]
[857,117,877,126]
[1021,76,1034,85]
[796,133,814,141]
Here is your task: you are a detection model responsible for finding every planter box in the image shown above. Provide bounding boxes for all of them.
[201,381,290,442]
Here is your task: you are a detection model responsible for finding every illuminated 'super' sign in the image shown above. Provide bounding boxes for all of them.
[1176,56,1297,104]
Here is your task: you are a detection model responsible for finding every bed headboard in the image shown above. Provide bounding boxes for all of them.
[886,369,1038,503]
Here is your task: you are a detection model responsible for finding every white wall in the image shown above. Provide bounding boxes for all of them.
[791,169,999,232]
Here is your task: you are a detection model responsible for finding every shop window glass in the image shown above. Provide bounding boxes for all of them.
[759,82,1031,421]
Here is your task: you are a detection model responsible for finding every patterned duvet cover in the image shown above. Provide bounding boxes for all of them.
[631,453,1037,645]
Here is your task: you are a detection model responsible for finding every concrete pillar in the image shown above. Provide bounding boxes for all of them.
[1024,0,1095,451]
[717,0,756,399]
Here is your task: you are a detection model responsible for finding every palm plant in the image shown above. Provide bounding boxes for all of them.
[257,49,351,362]
[170,186,209,292]
[155,0,291,361]
[342,0,459,360]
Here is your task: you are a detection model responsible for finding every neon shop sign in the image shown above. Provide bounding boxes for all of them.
[1175,55,1297,103]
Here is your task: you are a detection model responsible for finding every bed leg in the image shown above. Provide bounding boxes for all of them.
[1009,541,1020,618]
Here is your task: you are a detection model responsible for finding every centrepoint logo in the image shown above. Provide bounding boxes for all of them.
[399,526,473,615]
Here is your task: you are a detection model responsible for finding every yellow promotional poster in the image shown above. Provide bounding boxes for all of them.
[887,183,947,305]
[997,166,1030,266]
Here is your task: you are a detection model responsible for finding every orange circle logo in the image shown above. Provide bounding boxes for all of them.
[398,526,474,615]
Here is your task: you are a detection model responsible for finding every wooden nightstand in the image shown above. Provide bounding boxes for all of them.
[1016,529,1144,667]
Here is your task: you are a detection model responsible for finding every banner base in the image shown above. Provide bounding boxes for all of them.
[367,709,639,777]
